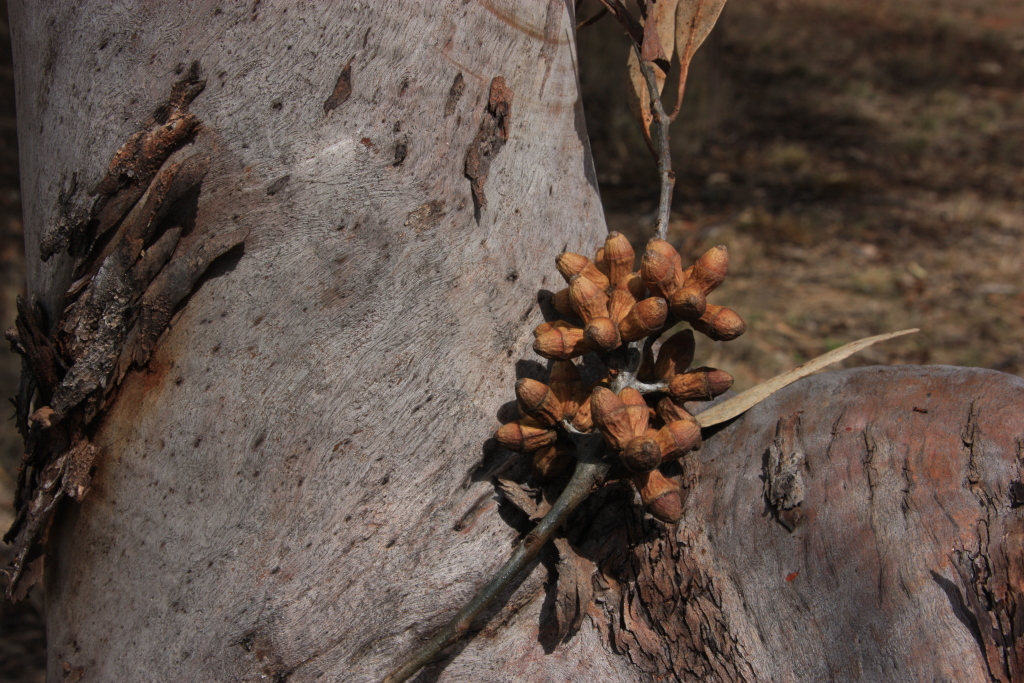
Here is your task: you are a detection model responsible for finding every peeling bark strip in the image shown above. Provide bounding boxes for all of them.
[764,412,805,531]
[2,64,248,601]
[323,58,353,113]
[40,62,206,262]
[464,76,513,214]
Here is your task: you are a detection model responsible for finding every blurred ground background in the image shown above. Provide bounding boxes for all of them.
[579,0,1024,389]
[0,0,45,680]
[1,0,1023,679]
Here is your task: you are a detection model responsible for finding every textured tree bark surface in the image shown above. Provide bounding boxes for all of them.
[10,3,1024,683]
[571,365,1024,683]
[9,1,622,681]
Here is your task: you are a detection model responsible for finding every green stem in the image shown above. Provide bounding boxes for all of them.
[381,449,610,683]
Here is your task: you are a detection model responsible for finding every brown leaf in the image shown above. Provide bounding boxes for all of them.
[553,537,596,642]
[626,0,680,145]
[696,329,919,428]
[671,0,727,119]
[639,0,670,64]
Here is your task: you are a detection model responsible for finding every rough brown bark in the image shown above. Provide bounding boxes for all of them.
[572,365,1024,682]
[8,2,1024,683]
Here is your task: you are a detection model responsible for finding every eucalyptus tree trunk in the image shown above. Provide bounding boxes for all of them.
[8,2,1024,683]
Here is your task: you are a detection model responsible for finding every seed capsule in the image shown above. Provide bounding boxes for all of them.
[556,252,610,290]
[654,329,696,380]
[569,274,610,323]
[624,272,647,300]
[647,238,683,269]
[656,396,697,427]
[640,249,679,300]
[534,325,591,360]
[684,245,729,295]
[590,386,633,450]
[532,444,574,482]
[495,418,557,453]
[641,238,684,298]
[583,316,621,352]
[634,469,684,523]
[668,367,734,402]
[594,246,609,276]
[691,305,746,341]
[515,378,562,426]
[669,286,707,321]
[571,390,594,431]
[655,418,702,460]
[603,231,635,287]
[551,288,576,317]
[548,360,581,419]
[608,288,636,325]
[618,387,649,435]
[534,319,573,337]
[622,435,662,473]
[618,297,668,342]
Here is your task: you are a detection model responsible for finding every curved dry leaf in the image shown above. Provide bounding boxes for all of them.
[696,329,919,428]
[672,0,727,119]
[675,0,727,68]
[626,0,680,145]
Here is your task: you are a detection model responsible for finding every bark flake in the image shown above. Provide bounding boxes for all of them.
[323,58,353,113]
[464,76,513,218]
[3,63,247,601]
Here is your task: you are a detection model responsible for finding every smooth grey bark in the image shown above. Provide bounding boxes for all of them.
[10,3,1024,683]
[9,1,628,681]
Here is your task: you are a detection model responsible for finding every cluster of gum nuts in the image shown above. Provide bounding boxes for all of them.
[495,233,746,523]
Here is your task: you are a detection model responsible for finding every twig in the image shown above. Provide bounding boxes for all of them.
[576,6,608,30]
[636,51,675,241]
[381,442,610,683]
[597,0,645,44]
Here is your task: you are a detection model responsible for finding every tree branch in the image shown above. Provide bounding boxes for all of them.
[637,52,675,240]
[382,441,610,683]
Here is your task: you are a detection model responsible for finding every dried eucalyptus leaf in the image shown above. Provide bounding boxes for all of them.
[672,0,727,118]
[626,0,680,144]
[675,0,727,69]
[696,328,919,428]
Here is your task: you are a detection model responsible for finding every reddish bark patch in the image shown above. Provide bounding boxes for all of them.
[464,76,513,217]
[579,367,1024,681]
[323,58,353,113]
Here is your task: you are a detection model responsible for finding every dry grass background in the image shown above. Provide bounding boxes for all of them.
[1,0,1023,678]
[0,2,46,681]
[580,0,1024,390]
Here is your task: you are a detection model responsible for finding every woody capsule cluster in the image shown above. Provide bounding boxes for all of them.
[495,233,745,523]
